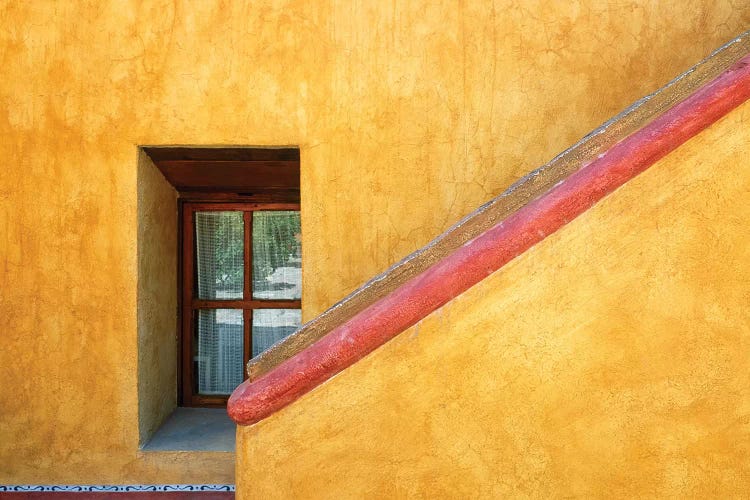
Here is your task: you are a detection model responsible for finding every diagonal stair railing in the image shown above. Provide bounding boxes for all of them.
[229,32,750,426]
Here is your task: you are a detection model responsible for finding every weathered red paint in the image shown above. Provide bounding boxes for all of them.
[228,54,750,426]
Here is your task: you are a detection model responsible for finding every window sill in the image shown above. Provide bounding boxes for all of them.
[141,408,235,452]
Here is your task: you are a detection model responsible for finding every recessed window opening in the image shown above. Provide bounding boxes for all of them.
[143,146,301,408]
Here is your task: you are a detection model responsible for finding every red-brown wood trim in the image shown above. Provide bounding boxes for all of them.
[244,211,252,301]
[243,309,252,380]
[183,202,299,211]
[143,146,299,162]
[228,52,750,426]
[192,300,301,309]
[187,394,231,408]
[177,189,300,204]
[143,146,301,197]
[156,159,298,169]
[180,207,195,406]
[243,211,252,375]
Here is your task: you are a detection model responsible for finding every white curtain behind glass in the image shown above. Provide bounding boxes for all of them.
[195,212,244,395]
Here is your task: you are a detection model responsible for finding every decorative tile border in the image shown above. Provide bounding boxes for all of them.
[0,485,234,492]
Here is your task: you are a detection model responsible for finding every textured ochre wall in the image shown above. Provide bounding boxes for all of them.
[236,101,750,498]
[1,0,750,485]
[136,150,178,445]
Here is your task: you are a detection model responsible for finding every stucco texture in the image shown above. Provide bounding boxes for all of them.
[1,0,750,485]
[236,100,750,497]
[136,150,178,446]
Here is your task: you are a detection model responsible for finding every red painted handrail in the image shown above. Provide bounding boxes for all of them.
[229,53,750,426]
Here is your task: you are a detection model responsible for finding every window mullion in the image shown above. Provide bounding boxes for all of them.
[244,210,252,300]
[243,309,252,379]
[243,211,253,370]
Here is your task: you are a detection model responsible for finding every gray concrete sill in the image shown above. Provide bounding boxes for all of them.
[142,408,235,452]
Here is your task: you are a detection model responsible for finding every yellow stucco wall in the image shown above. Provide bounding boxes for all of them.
[1,0,749,485]
[237,100,750,498]
[136,150,178,445]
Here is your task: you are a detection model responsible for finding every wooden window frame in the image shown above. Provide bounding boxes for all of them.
[179,199,301,408]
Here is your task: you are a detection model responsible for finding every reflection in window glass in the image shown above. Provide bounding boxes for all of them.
[195,309,244,395]
[195,211,244,300]
[252,309,302,358]
[252,211,301,300]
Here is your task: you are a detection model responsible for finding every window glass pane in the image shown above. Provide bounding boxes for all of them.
[252,211,301,300]
[195,211,244,300]
[252,309,302,358]
[195,309,244,395]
